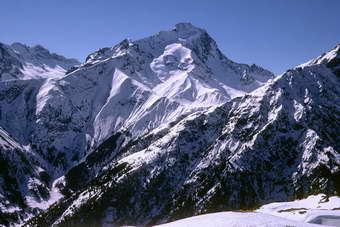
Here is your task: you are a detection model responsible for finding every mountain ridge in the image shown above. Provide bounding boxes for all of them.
[0,42,80,81]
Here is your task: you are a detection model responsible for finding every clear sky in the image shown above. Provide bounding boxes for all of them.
[1,0,339,75]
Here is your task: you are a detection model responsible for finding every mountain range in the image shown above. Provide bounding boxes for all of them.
[0,23,338,226]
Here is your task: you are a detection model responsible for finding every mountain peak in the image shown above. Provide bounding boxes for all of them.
[171,22,207,40]
[85,23,210,64]
[83,23,273,93]
[298,44,340,73]
[32,44,51,53]
[173,22,204,33]
[11,42,28,48]
[319,44,340,63]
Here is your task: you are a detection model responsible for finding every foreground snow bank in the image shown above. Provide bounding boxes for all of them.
[155,212,323,227]
[156,194,340,227]
[258,194,340,226]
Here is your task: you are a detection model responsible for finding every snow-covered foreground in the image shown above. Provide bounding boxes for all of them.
[156,212,323,227]
[257,194,340,226]
[156,194,340,227]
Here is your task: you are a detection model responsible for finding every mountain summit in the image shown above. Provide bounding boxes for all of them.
[298,43,340,76]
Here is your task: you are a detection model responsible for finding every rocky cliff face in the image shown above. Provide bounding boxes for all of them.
[0,127,51,226]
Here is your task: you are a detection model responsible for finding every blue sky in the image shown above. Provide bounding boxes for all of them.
[1,0,339,74]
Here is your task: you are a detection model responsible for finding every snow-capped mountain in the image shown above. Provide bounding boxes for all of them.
[25,43,340,227]
[298,43,340,77]
[0,23,275,226]
[0,42,80,81]
[0,23,274,174]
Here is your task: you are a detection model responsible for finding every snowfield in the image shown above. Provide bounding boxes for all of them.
[258,194,340,226]
[156,212,324,227]
[157,194,340,227]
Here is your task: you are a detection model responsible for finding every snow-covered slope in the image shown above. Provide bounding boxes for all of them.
[156,212,324,227]
[298,44,340,76]
[0,23,274,226]
[258,194,340,225]
[158,194,340,227]
[65,22,273,143]
[0,42,79,80]
[26,44,340,226]
[0,127,50,226]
